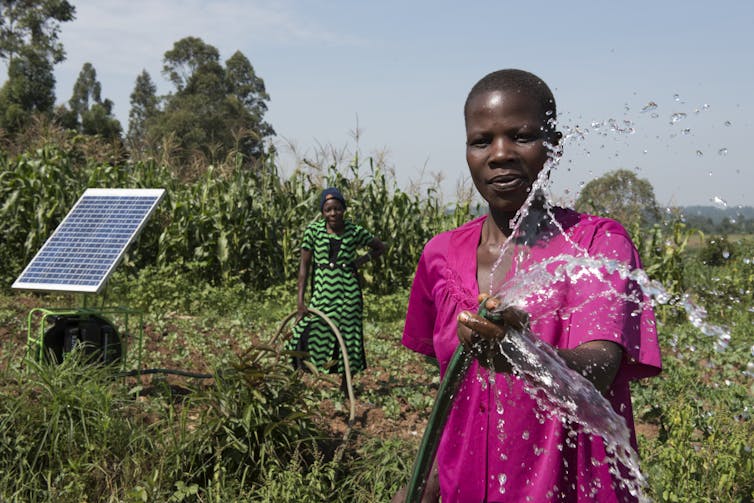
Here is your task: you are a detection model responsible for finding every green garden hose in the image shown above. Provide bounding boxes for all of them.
[262,308,356,425]
[404,298,500,502]
[404,344,472,502]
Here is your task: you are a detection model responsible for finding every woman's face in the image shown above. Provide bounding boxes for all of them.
[465,89,553,214]
[322,198,345,227]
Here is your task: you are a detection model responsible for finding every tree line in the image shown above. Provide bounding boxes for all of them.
[0,1,273,178]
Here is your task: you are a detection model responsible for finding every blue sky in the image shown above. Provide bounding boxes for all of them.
[18,0,754,207]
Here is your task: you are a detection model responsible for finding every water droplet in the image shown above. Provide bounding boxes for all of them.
[697,150,704,157]
[718,148,728,156]
[641,102,658,113]
[724,120,732,127]
[673,93,681,102]
[711,196,727,209]
[670,112,687,124]
[521,430,530,440]
[681,128,691,135]
[702,104,710,111]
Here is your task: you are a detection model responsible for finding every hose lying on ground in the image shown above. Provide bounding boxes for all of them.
[259,307,356,426]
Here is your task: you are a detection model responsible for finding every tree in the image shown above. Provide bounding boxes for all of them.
[57,62,121,139]
[0,51,55,131]
[574,169,660,229]
[0,0,75,64]
[0,0,75,132]
[162,36,220,92]
[225,50,274,155]
[127,69,159,149]
[140,36,274,172]
[69,62,101,118]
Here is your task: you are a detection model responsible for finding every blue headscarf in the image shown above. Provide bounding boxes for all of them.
[319,187,346,210]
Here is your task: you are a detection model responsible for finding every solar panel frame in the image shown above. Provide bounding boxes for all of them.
[12,188,165,294]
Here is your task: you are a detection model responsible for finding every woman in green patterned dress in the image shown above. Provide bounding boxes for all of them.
[288,187,385,381]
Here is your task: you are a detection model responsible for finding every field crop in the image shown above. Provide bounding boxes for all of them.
[0,140,752,501]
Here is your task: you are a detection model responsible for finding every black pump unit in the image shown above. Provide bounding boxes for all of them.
[42,314,122,365]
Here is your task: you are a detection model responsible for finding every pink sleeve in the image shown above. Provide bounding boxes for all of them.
[566,224,662,380]
[402,251,437,358]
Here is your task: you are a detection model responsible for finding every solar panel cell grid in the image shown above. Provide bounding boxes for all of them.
[12,189,165,294]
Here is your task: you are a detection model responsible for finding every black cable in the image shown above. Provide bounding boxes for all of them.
[118,368,214,379]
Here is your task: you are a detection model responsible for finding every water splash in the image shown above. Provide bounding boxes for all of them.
[670,112,687,124]
[640,102,658,113]
[489,327,648,499]
[477,242,734,501]
[711,196,728,209]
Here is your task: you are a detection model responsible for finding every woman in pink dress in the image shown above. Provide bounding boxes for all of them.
[395,69,662,502]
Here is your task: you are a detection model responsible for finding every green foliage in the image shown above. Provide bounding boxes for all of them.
[697,236,735,267]
[0,348,150,501]
[683,238,754,324]
[127,70,159,151]
[640,400,754,502]
[0,52,57,133]
[0,0,75,65]
[631,220,702,321]
[575,168,660,229]
[163,356,324,491]
[251,452,337,502]
[0,0,75,134]
[57,62,122,140]
[0,337,339,501]
[0,142,461,293]
[136,36,274,171]
[336,438,414,502]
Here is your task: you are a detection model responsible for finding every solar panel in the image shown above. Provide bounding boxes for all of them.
[12,188,165,294]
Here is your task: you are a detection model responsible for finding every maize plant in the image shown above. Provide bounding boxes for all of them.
[1,143,462,292]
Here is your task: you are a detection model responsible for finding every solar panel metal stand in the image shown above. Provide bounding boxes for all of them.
[26,305,144,375]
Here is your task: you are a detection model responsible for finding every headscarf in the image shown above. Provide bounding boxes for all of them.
[319,187,346,210]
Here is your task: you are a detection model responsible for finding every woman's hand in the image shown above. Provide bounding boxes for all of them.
[457,294,529,371]
[295,304,309,323]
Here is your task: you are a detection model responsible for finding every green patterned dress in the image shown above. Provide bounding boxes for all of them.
[288,219,373,374]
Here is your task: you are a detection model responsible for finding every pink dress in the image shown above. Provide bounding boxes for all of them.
[402,209,662,502]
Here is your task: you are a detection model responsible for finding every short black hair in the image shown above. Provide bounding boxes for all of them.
[464,69,557,129]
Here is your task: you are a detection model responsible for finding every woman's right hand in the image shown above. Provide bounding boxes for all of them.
[295,304,309,323]
[457,294,529,371]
